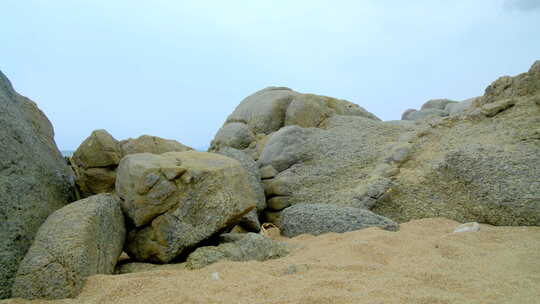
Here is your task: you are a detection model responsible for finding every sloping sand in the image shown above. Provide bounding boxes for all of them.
[3,218,540,304]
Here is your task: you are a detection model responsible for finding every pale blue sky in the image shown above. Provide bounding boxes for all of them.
[1,0,539,150]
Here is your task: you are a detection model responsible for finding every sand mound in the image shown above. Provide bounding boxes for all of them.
[3,218,539,304]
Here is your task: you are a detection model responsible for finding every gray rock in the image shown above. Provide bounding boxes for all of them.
[237,209,261,232]
[445,98,476,115]
[420,99,458,111]
[11,194,125,299]
[118,152,256,263]
[215,147,266,212]
[373,61,540,226]
[406,109,448,121]
[0,71,76,299]
[280,204,399,237]
[258,126,315,173]
[226,87,299,134]
[186,233,289,269]
[211,122,255,150]
[401,108,417,120]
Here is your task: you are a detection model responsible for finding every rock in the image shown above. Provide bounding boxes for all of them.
[260,165,279,179]
[0,71,76,298]
[72,129,123,169]
[11,194,125,299]
[71,130,122,197]
[120,135,193,155]
[185,233,289,269]
[445,98,476,115]
[260,116,412,209]
[226,87,299,134]
[454,222,481,233]
[267,196,291,211]
[406,108,447,121]
[481,60,540,105]
[401,108,417,120]
[72,131,193,198]
[210,87,380,161]
[117,152,256,263]
[285,94,333,127]
[210,122,255,150]
[373,61,540,226]
[237,209,261,232]
[280,204,399,237]
[420,99,458,111]
[215,147,266,212]
[258,126,315,173]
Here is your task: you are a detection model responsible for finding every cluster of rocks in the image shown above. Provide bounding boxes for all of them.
[401,97,478,121]
[1,60,539,300]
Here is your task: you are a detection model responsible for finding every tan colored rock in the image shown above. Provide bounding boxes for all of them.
[72,131,193,198]
[11,194,125,300]
[117,152,256,263]
[120,135,193,155]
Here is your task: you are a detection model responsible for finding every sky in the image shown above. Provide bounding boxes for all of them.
[1,0,539,150]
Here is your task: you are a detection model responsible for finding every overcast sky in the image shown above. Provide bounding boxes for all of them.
[1,0,539,150]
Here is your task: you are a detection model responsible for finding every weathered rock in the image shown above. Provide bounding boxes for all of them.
[259,116,412,209]
[237,209,261,232]
[401,108,417,120]
[373,61,540,226]
[406,108,447,121]
[117,152,256,263]
[120,135,193,155]
[0,71,76,299]
[72,132,193,198]
[72,129,123,169]
[210,87,380,161]
[454,222,481,233]
[480,60,540,105]
[445,98,476,115]
[210,122,255,150]
[280,204,399,237]
[11,194,125,300]
[185,233,289,269]
[215,147,266,212]
[258,126,315,173]
[420,99,458,111]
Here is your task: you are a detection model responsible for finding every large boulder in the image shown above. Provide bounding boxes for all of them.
[11,194,125,300]
[373,61,540,226]
[71,129,122,196]
[215,147,266,232]
[185,233,289,269]
[0,71,76,299]
[119,135,193,155]
[117,152,256,263]
[71,132,192,198]
[280,204,398,237]
[210,87,380,159]
[420,99,458,111]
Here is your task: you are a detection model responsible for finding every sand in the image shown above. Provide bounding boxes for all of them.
[3,218,540,304]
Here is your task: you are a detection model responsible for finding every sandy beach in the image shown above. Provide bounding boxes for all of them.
[3,218,539,304]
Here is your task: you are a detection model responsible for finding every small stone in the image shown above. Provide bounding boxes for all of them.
[211,272,220,280]
[453,222,481,233]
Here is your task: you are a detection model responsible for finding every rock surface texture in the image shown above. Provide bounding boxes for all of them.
[11,194,125,300]
[0,71,76,299]
[186,233,289,269]
[71,132,192,197]
[374,60,540,225]
[117,152,256,263]
[280,204,399,237]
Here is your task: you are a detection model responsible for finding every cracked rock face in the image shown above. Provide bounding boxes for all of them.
[117,152,256,263]
[0,71,76,299]
[11,194,125,300]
